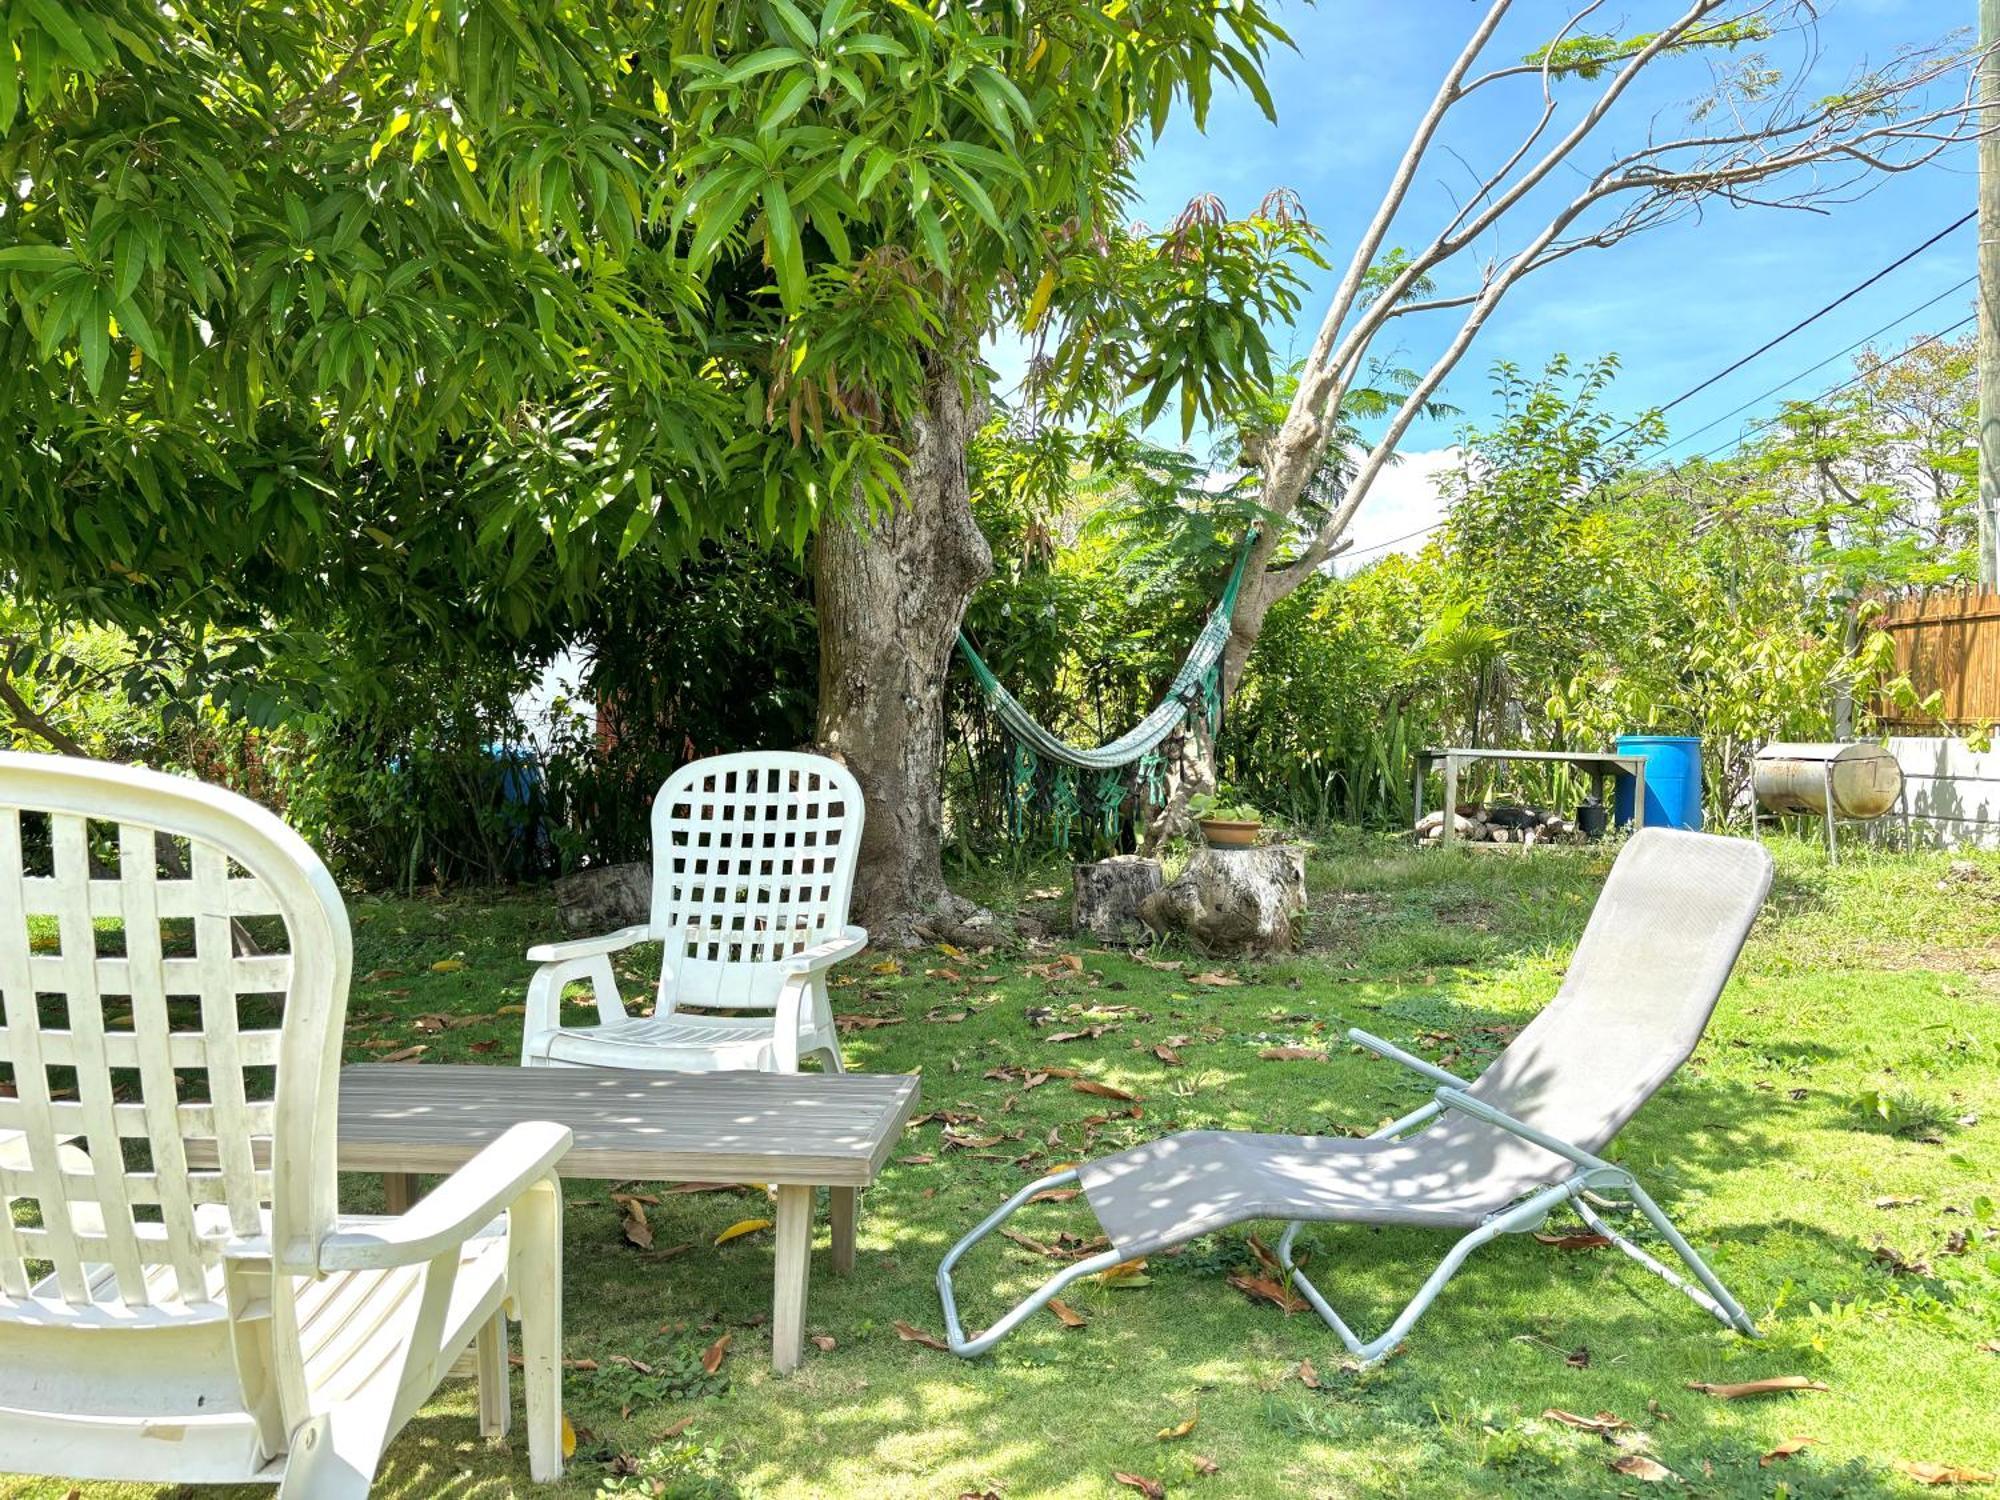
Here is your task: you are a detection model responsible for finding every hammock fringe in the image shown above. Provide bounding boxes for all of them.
[956,530,1257,850]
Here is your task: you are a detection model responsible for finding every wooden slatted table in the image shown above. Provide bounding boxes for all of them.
[336,1064,921,1374]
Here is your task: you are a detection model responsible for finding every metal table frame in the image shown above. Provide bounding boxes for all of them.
[1413,747,1648,845]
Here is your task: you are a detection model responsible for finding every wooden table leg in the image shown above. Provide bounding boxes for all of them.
[828,1187,858,1275]
[770,1184,812,1374]
[383,1171,416,1214]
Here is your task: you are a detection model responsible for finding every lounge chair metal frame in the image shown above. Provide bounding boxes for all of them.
[938,1026,1758,1364]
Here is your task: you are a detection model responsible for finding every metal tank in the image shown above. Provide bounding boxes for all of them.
[1751,742,1906,862]
[1752,742,1903,818]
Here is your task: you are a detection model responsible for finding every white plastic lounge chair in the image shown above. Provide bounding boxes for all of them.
[939,827,1773,1365]
[521,751,866,1074]
[0,753,571,1496]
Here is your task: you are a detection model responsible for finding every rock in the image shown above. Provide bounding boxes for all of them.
[1072,856,1165,946]
[554,861,652,934]
[1140,845,1308,956]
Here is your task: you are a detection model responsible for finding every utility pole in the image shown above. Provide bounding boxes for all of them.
[1981,0,2000,584]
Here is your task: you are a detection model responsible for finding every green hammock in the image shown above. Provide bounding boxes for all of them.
[955,531,1257,849]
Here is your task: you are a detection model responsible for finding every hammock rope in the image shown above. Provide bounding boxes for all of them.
[956,530,1257,849]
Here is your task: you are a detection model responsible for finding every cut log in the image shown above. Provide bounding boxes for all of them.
[1072,856,1164,946]
[1416,810,1481,842]
[1140,845,1307,956]
[554,861,652,934]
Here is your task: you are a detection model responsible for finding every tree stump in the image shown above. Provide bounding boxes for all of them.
[554,861,652,934]
[1072,856,1164,946]
[1140,845,1307,956]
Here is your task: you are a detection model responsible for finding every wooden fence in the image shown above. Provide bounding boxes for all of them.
[1871,590,2000,730]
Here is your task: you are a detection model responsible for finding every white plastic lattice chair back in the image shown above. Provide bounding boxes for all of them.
[650,752,863,1012]
[0,752,347,1317]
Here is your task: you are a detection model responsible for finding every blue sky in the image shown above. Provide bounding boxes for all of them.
[1121,0,1982,559]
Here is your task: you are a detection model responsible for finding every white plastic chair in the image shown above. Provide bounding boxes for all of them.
[521,752,867,1074]
[0,753,571,1496]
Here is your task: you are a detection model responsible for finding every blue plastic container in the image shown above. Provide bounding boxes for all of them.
[1612,734,1704,831]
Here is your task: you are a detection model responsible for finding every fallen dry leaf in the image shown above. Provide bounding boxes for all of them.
[1153,1046,1185,1066]
[1875,1195,1923,1209]
[1156,1412,1198,1441]
[870,958,903,976]
[1533,1231,1613,1251]
[1761,1437,1818,1466]
[899,1154,937,1166]
[1257,1046,1327,1062]
[429,958,466,974]
[1226,1273,1307,1315]
[1113,1472,1165,1499]
[1192,1455,1220,1476]
[1686,1376,1829,1399]
[561,1412,577,1460]
[811,1334,836,1352]
[612,1194,654,1250]
[1048,1298,1088,1328]
[377,1044,427,1064]
[1543,1409,1629,1436]
[1296,1359,1321,1389]
[1100,1258,1152,1287]
[714,1217,773,1247]
[1188,971,1241,986]
[1896,1461,1997,1486]
[1610,1454,1677,1483]
[893,1320,950,1351]
[700,1333,731,1374]
[1028,1185,1080,1204]
[1073,1080,1142,1102]
[657,1415,695,1441]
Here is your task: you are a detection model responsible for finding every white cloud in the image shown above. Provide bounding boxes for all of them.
[1334,447,1458,573]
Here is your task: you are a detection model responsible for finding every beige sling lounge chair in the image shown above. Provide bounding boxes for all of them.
[938,828,1773,1365]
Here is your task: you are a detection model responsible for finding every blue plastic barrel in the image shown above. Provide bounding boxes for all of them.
[1612,734,1704,831]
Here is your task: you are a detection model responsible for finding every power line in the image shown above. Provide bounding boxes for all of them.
[1338,297,1978,564]
[1674,311,1975,469]
[1636,212,1973,428]
[1653,274,1976,457]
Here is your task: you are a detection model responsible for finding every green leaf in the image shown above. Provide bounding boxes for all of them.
[724,46,805,85]
[762,178,805,308]
[0,244,76,270]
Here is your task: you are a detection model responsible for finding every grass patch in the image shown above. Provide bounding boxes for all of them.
[8,833,2000,1498]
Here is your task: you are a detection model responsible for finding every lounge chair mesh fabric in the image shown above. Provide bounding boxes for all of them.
[1079,829,1773,1256]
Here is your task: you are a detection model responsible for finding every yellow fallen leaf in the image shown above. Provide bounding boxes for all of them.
[560,1412,576,1460]
[1897,1461,1997,1486]
[1610,1454,1676,1483]
[1761,1437,1818,1466]
[430,958,466,973]
[870,958,903,976]
[1157,1411,1198,1441]
[1685,1375,1829,1399]
[1100,1259,1152,1287]
[714,1217,773,1246]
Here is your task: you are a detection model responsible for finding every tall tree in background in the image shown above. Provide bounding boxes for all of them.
[1196,0,1995,818]
[656,2,1306,934]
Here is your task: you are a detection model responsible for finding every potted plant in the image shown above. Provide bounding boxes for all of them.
[1188,789,1266,848]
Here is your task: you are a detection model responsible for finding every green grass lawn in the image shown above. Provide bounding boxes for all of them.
[9,832,2000,1498]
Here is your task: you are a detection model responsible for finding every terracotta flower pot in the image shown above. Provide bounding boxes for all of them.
[1198,817,1262,848]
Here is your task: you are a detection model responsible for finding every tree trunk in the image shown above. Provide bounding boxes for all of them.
[814,358,991,943]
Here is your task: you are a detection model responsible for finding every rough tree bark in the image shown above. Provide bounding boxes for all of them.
[814,357,992,943]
